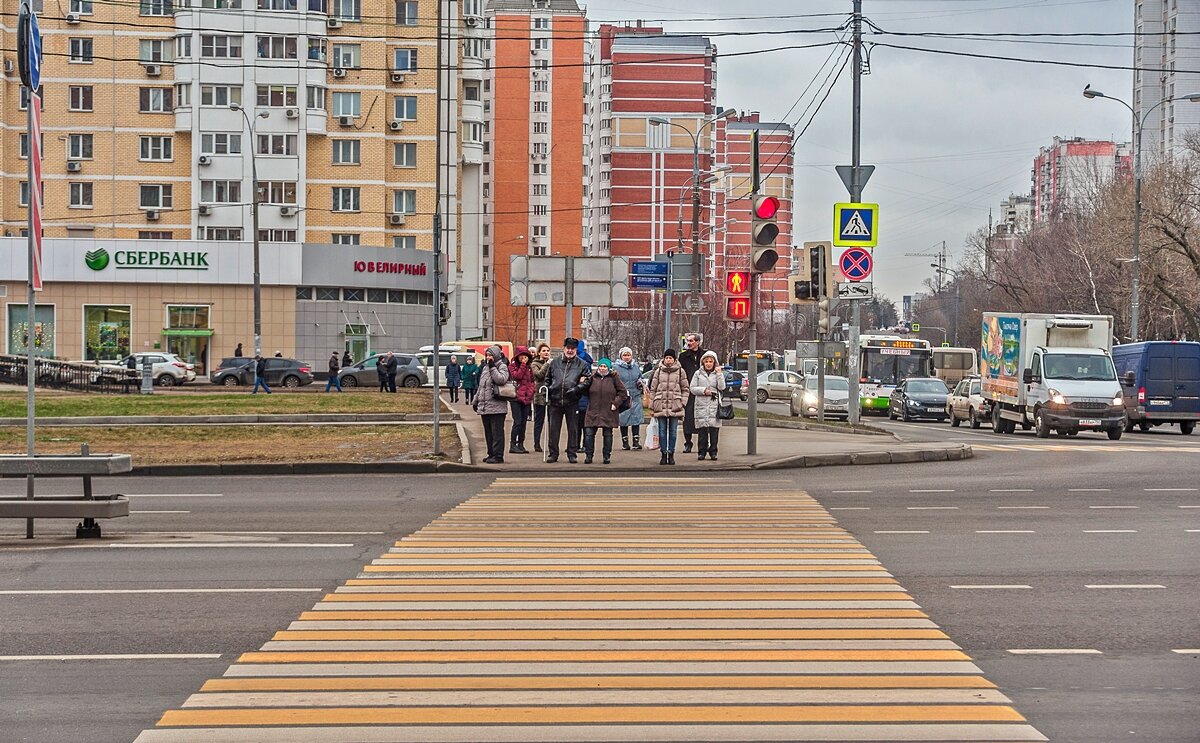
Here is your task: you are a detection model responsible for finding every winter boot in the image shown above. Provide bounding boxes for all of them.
[632,429,641,450]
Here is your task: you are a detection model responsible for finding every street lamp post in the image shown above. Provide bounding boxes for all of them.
[932,264,960,346]
[230,104,269,358]
[650,109,734,333]
[1083,85,1200,341]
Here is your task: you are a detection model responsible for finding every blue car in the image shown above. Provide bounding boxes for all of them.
[723,368,746,400]
[1112,341,1199,435]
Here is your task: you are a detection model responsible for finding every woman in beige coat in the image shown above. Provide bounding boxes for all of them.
[649,348,690,465]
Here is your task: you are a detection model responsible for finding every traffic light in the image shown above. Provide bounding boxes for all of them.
[438,292,451,325]
[725,296,751,322]
[725,270,749,296]
[817,298,831,334]
[750,193,780,273]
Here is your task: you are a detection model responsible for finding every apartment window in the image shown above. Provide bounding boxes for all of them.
[393,48,417,72]
[200,35,242,58]
[68,86,92,112]
[139,87,173,112]
[258,229,297,242]
[256,85,297,107]
[600,135,612,147]
[463,0,481,15]
[533,163,547,175]
[139,231,174,239]
[464,83,480,102]
[140,0,172,14]
[257,181,297,204]
[532,142,547,155]
[533,225,548,238]
[203,0,242,6]
[139,184,173,209]
[69,38,93,63]
[200,132,241,154]
[140,136,173,161]
[308,38,326,62]
[393,142,416,167]
[66,134,93,160]
[463,122,482,143]
[19,134,44,159]
[257,133,297,155]
[175,35,191,57]
[533,205,548,216]
[534,79,548,93]
[393,95,417,120]
[395,0,416,24]
[332,187,360,212]
[19,182,28,207]
[532,184,547,196]
[69,182,93,208]
[174,83,191,106]
[392,189,417,214]
[533,100,548,113]
[463,38,483,59]
[331,43,360,68]
[200,180,241,203]
[393,235,416,250]
[332,233,360,245]
[533,122,548,134]
[332,91,360,117]
[332,0,359,20]
[533,17,549,30]
[258,0,298,8]
[533,38,548,50]
[200,226,242,240]
[200,85,241,107]
[306,85,326,109]
[599,187,611,199]
[332,139,360,164]
[257,35,297,59]
[69,0,93,13]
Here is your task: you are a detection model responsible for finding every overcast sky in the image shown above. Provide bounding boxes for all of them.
[584,0,1134,303]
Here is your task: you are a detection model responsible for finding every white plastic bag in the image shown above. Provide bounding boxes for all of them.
[645,421,659,450]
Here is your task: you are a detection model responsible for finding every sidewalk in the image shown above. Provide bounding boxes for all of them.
[446,395,970,472]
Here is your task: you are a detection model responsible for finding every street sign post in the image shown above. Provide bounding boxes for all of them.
[511,256,630,337]
[838,281,873,299]
[839,247,873,282]
[629,260,668,290]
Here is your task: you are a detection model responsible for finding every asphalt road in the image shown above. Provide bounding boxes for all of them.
[1,430,1196,742]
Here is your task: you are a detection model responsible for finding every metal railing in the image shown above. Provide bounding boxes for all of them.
[0,355,135,394]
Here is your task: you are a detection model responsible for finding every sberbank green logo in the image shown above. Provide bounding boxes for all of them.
[84,248,110,271]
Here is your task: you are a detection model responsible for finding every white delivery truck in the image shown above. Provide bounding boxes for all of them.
[980,313,1125,439]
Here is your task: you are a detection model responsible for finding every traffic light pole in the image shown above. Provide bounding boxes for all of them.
[846,0,865,426]
[746,272,758,455]
[817,250,826,423]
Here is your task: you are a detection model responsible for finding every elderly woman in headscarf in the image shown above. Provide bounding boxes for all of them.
[614,346,646,450]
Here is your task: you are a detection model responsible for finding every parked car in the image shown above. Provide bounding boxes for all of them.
[1113,341,1199,435]
[415,346,478,387]
[338,353,426,388]
[790,375,851,420]
[946,375,990,429]
[754,369,806,403]
[723,369,746,401]
[889,377,950,422]
[93,352,196,387]
[210,357,313,388]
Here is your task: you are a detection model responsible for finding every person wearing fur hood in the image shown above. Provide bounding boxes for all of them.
[689,350,727,460]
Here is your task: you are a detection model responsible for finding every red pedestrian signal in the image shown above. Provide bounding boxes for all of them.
[725,270,749,295]
[725,296,751,322]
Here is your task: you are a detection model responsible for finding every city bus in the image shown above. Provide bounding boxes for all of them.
[858,335,935,414]
[932,346,978,386]
[733,350,784,375]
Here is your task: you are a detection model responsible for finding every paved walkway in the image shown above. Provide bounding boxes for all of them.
[135,476,1044,742]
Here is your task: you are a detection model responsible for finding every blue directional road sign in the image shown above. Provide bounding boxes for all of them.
[17,2,41,92]
[839,247,873,282]
[833,202,878,248]
[630,259,669,289]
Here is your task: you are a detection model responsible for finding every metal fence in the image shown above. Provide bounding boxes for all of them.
[0,355,136,394]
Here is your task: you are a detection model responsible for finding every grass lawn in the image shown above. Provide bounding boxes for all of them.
[0,390,436,418]
[0,424,459,464]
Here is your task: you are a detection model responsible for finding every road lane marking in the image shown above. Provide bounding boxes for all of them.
[1082,530,1137,534]
[909,489,955,493]
[873,531,930,534]
[907,507,958,510]
[1178,506,1200,509]
[989,489,1033,493]
[0,588,323,595]
[829,507,871,511]
[124,494,224,498]
[831,490,873,494]
[950,585,1032,590]
[131,510,191,514]
[0,654,222,661]
[1069,488,1110,492]
[1008,649,1101,655]
[997,506,1049,509]
[109,543,356,549]
[1171,649,1200,654]
[1088,506,1138,509]
[1084,585,1164,589]
[1145,488,1198,492]
[976,530,1035,534]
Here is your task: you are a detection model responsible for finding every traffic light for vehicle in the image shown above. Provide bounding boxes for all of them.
[725,296,751,322]
[750,193,780,273]
[817,298,831,334]
[438,292,451,325]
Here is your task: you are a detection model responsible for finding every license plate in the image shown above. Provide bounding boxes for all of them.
[1079,419,1101,426]
[1150,400,1171,406]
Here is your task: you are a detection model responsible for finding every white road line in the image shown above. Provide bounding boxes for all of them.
[130,510,190,514]
[873,530,930,534]
[1145,488,1198,492]
[951,585,1032,589]
[907,506,958,510]
[133,531,384,536]
[1069,488,1111,492]
[1171,649,1200,654]
[1089,506,1139,509]
[997,506,1050,509]
[1085,584,1165,589]
[831,490,873,494]
[1187,530,1200,533]
[909,489,955,493]
[1008,649,1102,655]
[828,507,871,511]
[124,494,224,498]
[108,543,355,549]
[0,588,323,595]
[0,654,222,661]
[977,530,1035,534]
[1178,506,1200,509]
[990,489,1034,493]
[1083,530,1138,533]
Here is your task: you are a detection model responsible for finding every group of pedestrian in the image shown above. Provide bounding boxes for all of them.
[467,333,726,466]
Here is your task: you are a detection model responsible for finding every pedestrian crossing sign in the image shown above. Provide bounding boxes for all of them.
[833,202,879,248]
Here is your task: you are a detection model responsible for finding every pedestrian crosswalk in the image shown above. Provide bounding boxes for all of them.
[973,442,1200,453]
[134,476,1046,742]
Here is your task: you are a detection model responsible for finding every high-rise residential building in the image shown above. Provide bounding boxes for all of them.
[1031,137,1131,223]
[713,113,794,310]
[1134,0,1200,161]
[483,0,586,345]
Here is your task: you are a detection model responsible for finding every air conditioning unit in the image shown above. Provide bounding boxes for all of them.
[145,64,161,76]
[338,115,353,127]
[285,108,299,119]
[326,17,342,28]
[390,72,405,84]
[332,68,346,78]
[531,48,539,55]
[388,120,403,131]
[66,161,82,172]
[66,12,80,23]
[389,213,405,225]
[145,210,160,221]
[539,154,548,160]
[198,205,211,216]
[464,16,478,27]
[197,155,211,166]
[280,206,297,217]
[3,60,13,73]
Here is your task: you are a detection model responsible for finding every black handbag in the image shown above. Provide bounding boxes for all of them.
[717,393,734,420]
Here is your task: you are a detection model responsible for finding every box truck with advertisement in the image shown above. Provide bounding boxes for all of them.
[980,313,1125,439]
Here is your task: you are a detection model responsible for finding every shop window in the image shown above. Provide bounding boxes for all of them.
[316,288,341,301]
[343,288,364,302]
[7,304,56,358]
[296,287,314,300]
[387,290,405,303]
[84,305,131,361]
[367,289,387,303]
[167,306,210,330]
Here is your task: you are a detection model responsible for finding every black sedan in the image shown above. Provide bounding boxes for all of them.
[210,357,314,388]
[888,377,950,422]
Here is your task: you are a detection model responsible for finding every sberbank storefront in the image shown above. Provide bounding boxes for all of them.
[0,237,300,375]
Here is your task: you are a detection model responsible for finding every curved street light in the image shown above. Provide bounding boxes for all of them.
[229,103,269,359]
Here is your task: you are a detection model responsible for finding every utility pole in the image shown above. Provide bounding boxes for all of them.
[430,0,446,457]
[846,0,865,426]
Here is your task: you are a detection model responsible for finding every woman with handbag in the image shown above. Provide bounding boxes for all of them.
[614,347,645,450]
[689,350,727,461]
[508,347,535,455]
[473,345,511,464]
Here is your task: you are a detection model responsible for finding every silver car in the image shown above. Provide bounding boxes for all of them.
[754,369,805,403]
[790,375,851,420]
[946,375,990,428]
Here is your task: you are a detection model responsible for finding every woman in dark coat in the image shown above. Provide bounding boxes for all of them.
[582,358,628,464]
[445,355,462,403]
[508,346,535,454]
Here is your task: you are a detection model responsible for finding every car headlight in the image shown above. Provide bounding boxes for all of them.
[803,392,817,405]
[1112,393,1123,406]
[1048,388,1066,405]
[907,398,919,407]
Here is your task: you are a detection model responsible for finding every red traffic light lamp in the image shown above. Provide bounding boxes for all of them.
[725,270,749,295]
[750,193,780,273]
[725,296,751,322]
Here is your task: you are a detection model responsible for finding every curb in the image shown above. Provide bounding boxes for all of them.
[725,417,892,437]
[0,413,460,426]
[122,444,970,476]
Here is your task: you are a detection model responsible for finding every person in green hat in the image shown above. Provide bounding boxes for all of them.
[582,357,629,464]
